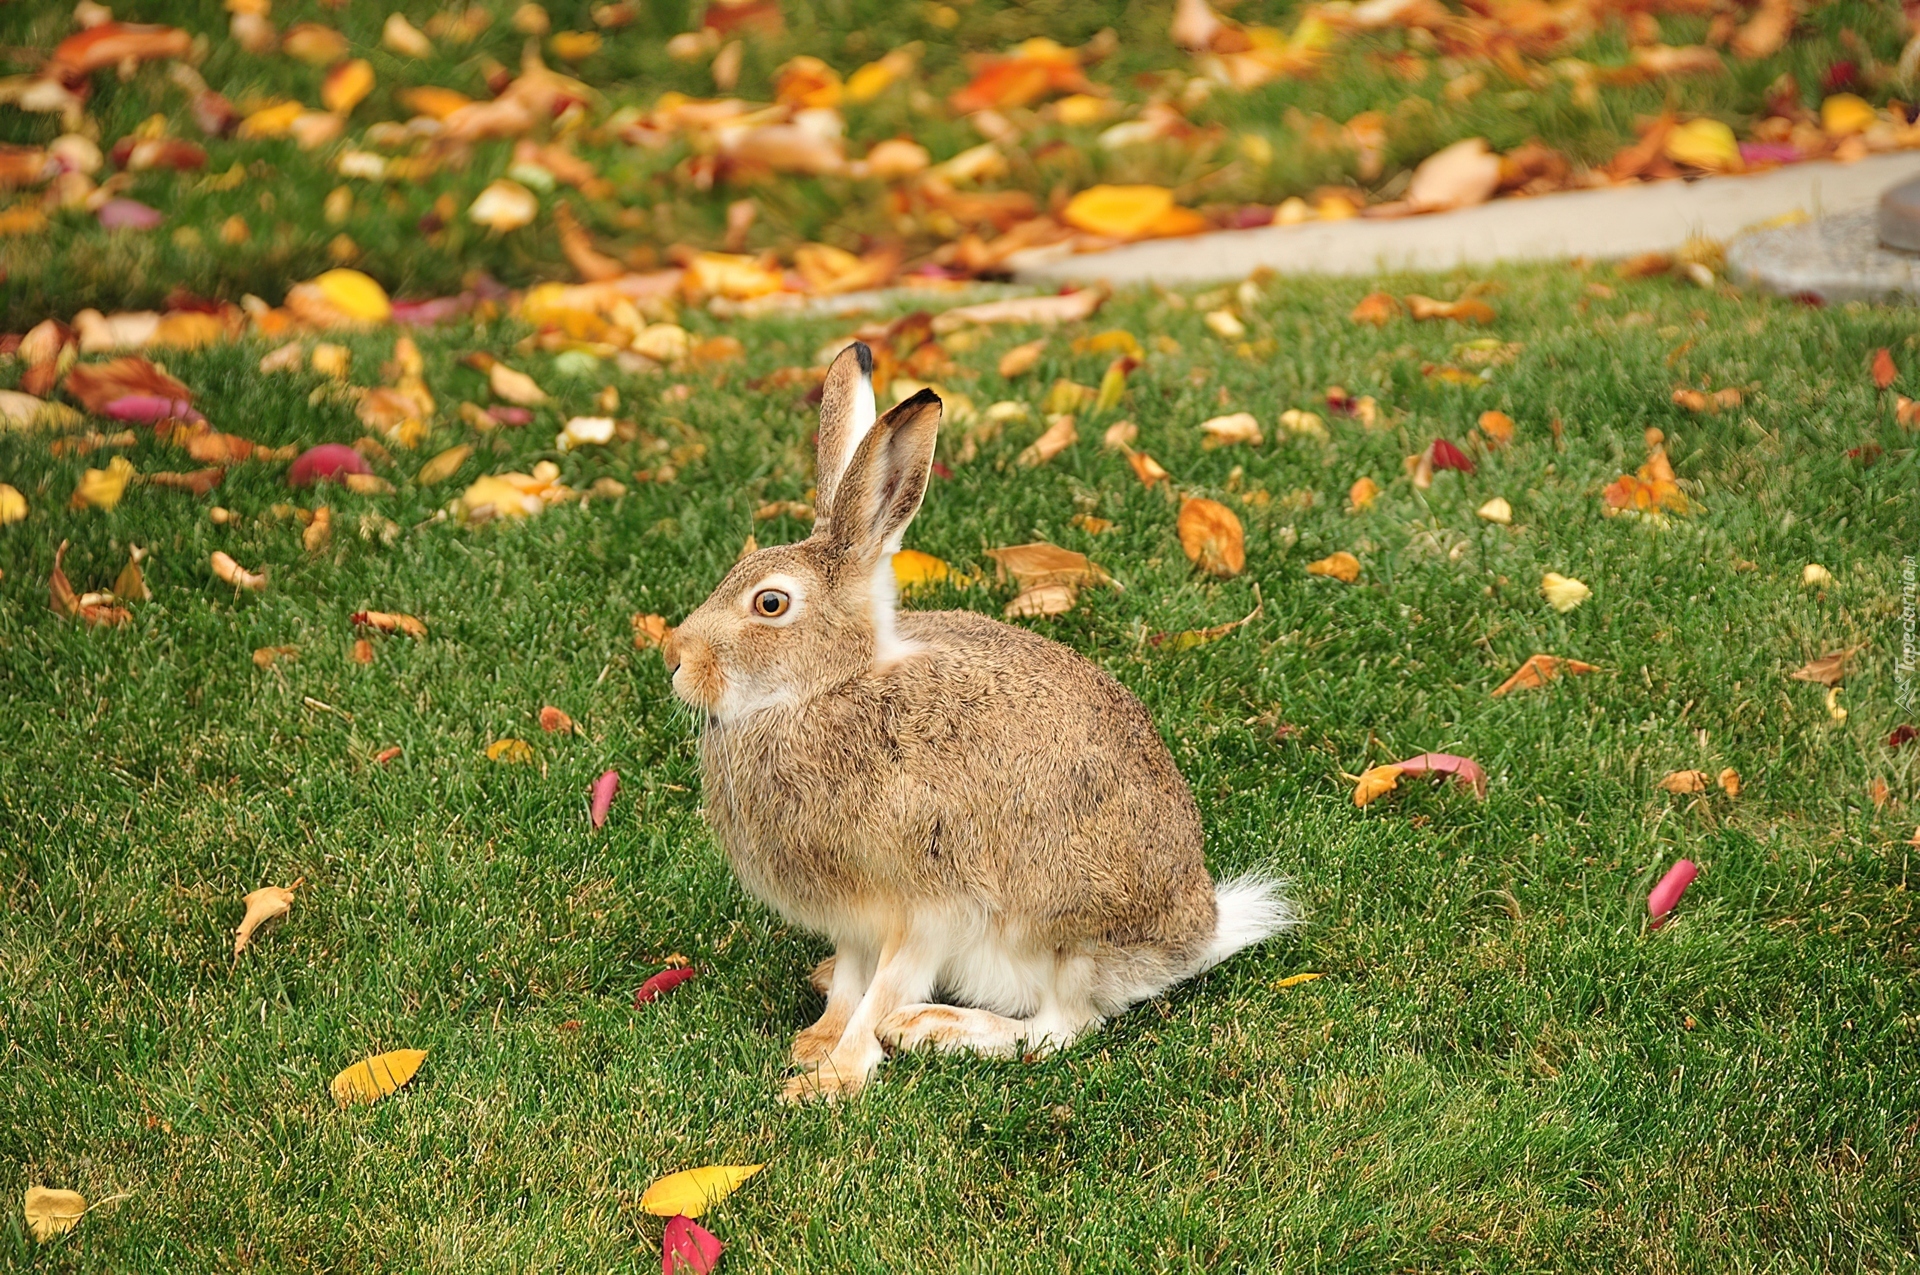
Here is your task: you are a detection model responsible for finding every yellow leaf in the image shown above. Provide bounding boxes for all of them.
[487,738,535,764]
[1274,972,1323,988]
[23,1186,86,1242]
[892,548,950,588]
[470,179,540,233]
[1200,412,1262,448]
[0,482,28,524]
[1306,551,1360,583]
[1821,93,1876,137]
[234,878,302,955]
[550,30,602,61]
[331,1048,428,1105]
[641,1164,765,1218]
[1061,184,1176,239]
[1071,329,1142,358]
[73,456,135,510]
[1353,764,1401,806]
[1541,572,1590,612]
[417,445,473,485]
[237,100,304,139]
[1178,497,1245,577]
[1663,118,1740,172]
[311,269,392,324]
[1477,496,1512,524]
[322,58,374,114]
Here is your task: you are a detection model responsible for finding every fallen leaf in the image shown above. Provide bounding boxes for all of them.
[211,551,266,592]
[383,12,433,56]
[1801,563,1833,588]
[65,356,191,413]
[1477,496,1513,524]
[23,1186,86,1243]
[1407,138,1501,212]
[1306,551,1360,584]
[1789,649,1852,686]
[1005,581,1079,617]
[1477,410,1515,446]
[282,22,350,65]
[1201,412,1263,448]
[1392,752,1488,798]
[892,549,950,589]
[1406,295,1495,324]
[1350,292,1399,326]
[253,645,298,668]
[1664,118,1740,171]
[1428,438,1474,473]
[72,456,135,510]
[634,965,696,1004]
[591,769,620,828]
[47,21,191,79]
[322,59,374,114]
[1827,687,1848,723]
[1541,572,1589,612]
[997,338,1047,378]
[234,878,302,955]
[303,507,332,553]
[353,638,375,664]
[986,543,1109,589]
[1273,971,1323,989]
[1062,184,1177,239]
[1888,724,1917,748]
[1718,767,1741,796]
[287,268,392,328]
[1171,495,1245,574]
[1822,93,1876,136]
[1647,859,1697,927]
[662,1214,725,1275]
[1204,310,1246,340]
[932,289,1106,333]
[1352,764,1401,806]
[0,483,27,524]
[1149,590,1262,650]
[331,1049,428,1106]
[353,610,427,639]
[633,613,672,648]
[373,744,402,764]
[1491,653,1598,696]
[48,540,130,625]
[1347,476,1379,511]
[1873,348,1897,390]
[641,1165,764,1218]
[490,363,548,405]
[1659,769,1708,793]
[540,706,574,733]
[417,445,473,485]
[1870,776,1890,807]
[1127,450,1171,486]
[470,179,539,233]
[1017,414,1078,466]
[487,738,535,764]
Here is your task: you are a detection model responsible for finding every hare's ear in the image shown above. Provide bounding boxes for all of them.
[812,342,877,535]
[826,387,942,567]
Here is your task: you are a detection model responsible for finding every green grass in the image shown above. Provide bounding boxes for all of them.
[1,0,1915,324]
[3,263,1918,1271]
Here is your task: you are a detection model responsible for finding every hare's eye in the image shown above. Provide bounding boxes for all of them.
[752,589,791,618]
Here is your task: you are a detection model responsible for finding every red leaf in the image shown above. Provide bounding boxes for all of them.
[1888,724,1918,748]
[1428,438,1475,473]
[634,966,697,1006]
[1389,752,1487,799]
[1873,347,1896,390]
[662,1215,724,1275]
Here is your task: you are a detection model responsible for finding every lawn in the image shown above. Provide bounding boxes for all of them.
[3,262,1919,1271]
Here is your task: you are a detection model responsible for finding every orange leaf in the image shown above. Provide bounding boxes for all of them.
[353,610,427,639]
[1873,347,1897,390]
[1349,292,1399,326]
[1306,551,1361,584]
[632,613,672,649]
[1405,294,1496,324]
[1178,498,1245,578]
[1490,653,1599,696]
[1353,765,1402,806]
[1477,410,1514,446]
[1659,769,1708,794]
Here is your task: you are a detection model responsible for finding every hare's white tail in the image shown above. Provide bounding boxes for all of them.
[1196,874,1299,973]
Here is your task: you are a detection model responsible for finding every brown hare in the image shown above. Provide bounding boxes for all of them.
[664,341,1294,1099]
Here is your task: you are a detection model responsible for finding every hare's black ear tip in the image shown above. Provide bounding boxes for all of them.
[851,341,874,375]
[904,386,942,412]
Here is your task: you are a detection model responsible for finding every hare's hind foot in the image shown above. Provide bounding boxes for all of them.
[878,1003,1101,1060]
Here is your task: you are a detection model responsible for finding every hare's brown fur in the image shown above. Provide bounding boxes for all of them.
[666,343,1292,1098]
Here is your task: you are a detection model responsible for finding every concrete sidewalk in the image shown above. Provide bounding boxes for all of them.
[1012,152,1920,285]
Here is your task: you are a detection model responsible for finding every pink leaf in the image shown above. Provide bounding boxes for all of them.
[1389,752,1487,799]
[486,406,533,427]
[662,1215,724,1275]
[288,443,372,487]
[590,769,619,829]
[1428,438,1475,473]
[391,295,474,326]
[1647,859,1697,928]
[634,966,696,1007]
[97,198,163,231]
[103,394,202,423]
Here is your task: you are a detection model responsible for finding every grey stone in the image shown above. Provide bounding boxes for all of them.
[1727,209,1920,303]
[1879,174,1920,251]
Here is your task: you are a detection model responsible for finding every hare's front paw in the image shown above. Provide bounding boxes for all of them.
[780,1042,881,1102]
[790,1020,840,1065]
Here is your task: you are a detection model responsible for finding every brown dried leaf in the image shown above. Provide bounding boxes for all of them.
[985,542,1109,589]
[1789,649,1853,686]
[1004,581,1078,618]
